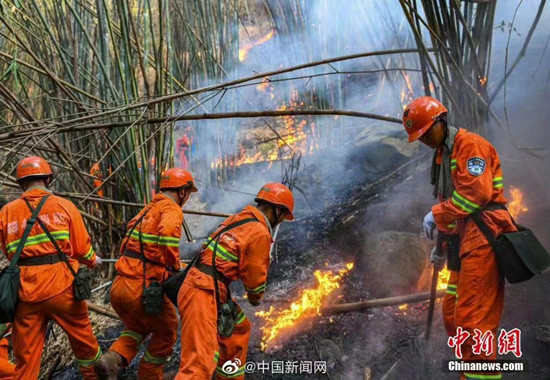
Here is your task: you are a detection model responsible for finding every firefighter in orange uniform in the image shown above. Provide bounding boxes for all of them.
[175,183,294,380]
[176,128,192,170]
[403,97,516,380]
[96,168,198,380]
[0,156,103,379]
[0,324,14,379]
[90,162,104,198]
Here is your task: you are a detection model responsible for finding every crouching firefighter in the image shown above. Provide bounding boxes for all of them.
[0,156,103,379]
[403,97,517,380]
[175,183,294,380]
[96,168,197,380]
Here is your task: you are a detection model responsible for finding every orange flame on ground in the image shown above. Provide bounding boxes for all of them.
[508,187,528,220]
[256,263,354,351]
[239,30,275,62]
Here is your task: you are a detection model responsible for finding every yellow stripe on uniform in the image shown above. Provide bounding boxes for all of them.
[245,283,265,294]
[6,230,70,253]
[75,346,102,367]
[216,366,246,378]
[120,330,143,343]
[143,351,168,364]
[82,246,95,260]
[464,373,502,379]
[236,310,246,325]
[451,191,481,214]
[205,238,239,263]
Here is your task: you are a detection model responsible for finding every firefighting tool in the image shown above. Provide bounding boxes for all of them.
[426,230,445,342]
[0,196,48,323]
[471,203,550,283]
[402,96,447,142]
[122,207,165,315]
[423,211,436,240]
[255,182,295,221]
[15,156,53,181]
[24,198,93,301]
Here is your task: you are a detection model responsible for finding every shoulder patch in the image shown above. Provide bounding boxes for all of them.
[467,157,486,176]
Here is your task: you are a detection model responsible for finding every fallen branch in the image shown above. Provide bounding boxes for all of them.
[321,290,445,315]
[0,110,402,141]
[86,302,120,320]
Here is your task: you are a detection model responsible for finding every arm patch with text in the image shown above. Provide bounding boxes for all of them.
[467,157,486,176]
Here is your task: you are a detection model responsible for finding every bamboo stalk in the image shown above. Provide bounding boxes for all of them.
[321,290,445,315]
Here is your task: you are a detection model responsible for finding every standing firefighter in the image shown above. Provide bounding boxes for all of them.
[96,168,197,380]
[403,97,516,380]
[0,156,103,379]
[175,183,294,380]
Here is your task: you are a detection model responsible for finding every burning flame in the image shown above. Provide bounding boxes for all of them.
[239,30,275,62]
[400,71,414,108]
[256,263,354,351]
[210,88,320,170]
[437,267,451,291]
[508,187,528,220]
[479,76,488,87]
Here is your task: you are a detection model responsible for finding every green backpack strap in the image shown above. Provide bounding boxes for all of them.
[8,195,50,270]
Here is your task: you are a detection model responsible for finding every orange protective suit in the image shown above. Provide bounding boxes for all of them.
[176,205,272,380]
[90,163,104,198]
[0,337,14,379]
[432,129,515,379]
[0,187,101,379]
[108,193,183,379]
[176,136,191,170]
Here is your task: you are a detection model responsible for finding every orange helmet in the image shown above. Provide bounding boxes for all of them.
[255,183,295,221]
[402,96,447,142]
[16,156,53,182]
[159,168,198,192]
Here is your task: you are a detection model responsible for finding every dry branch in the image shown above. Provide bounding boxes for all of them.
[86,302,120,320]
[0,110,401,141]
[321,290,445,315]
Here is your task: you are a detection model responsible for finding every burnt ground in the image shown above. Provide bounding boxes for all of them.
[53,141,550,380]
